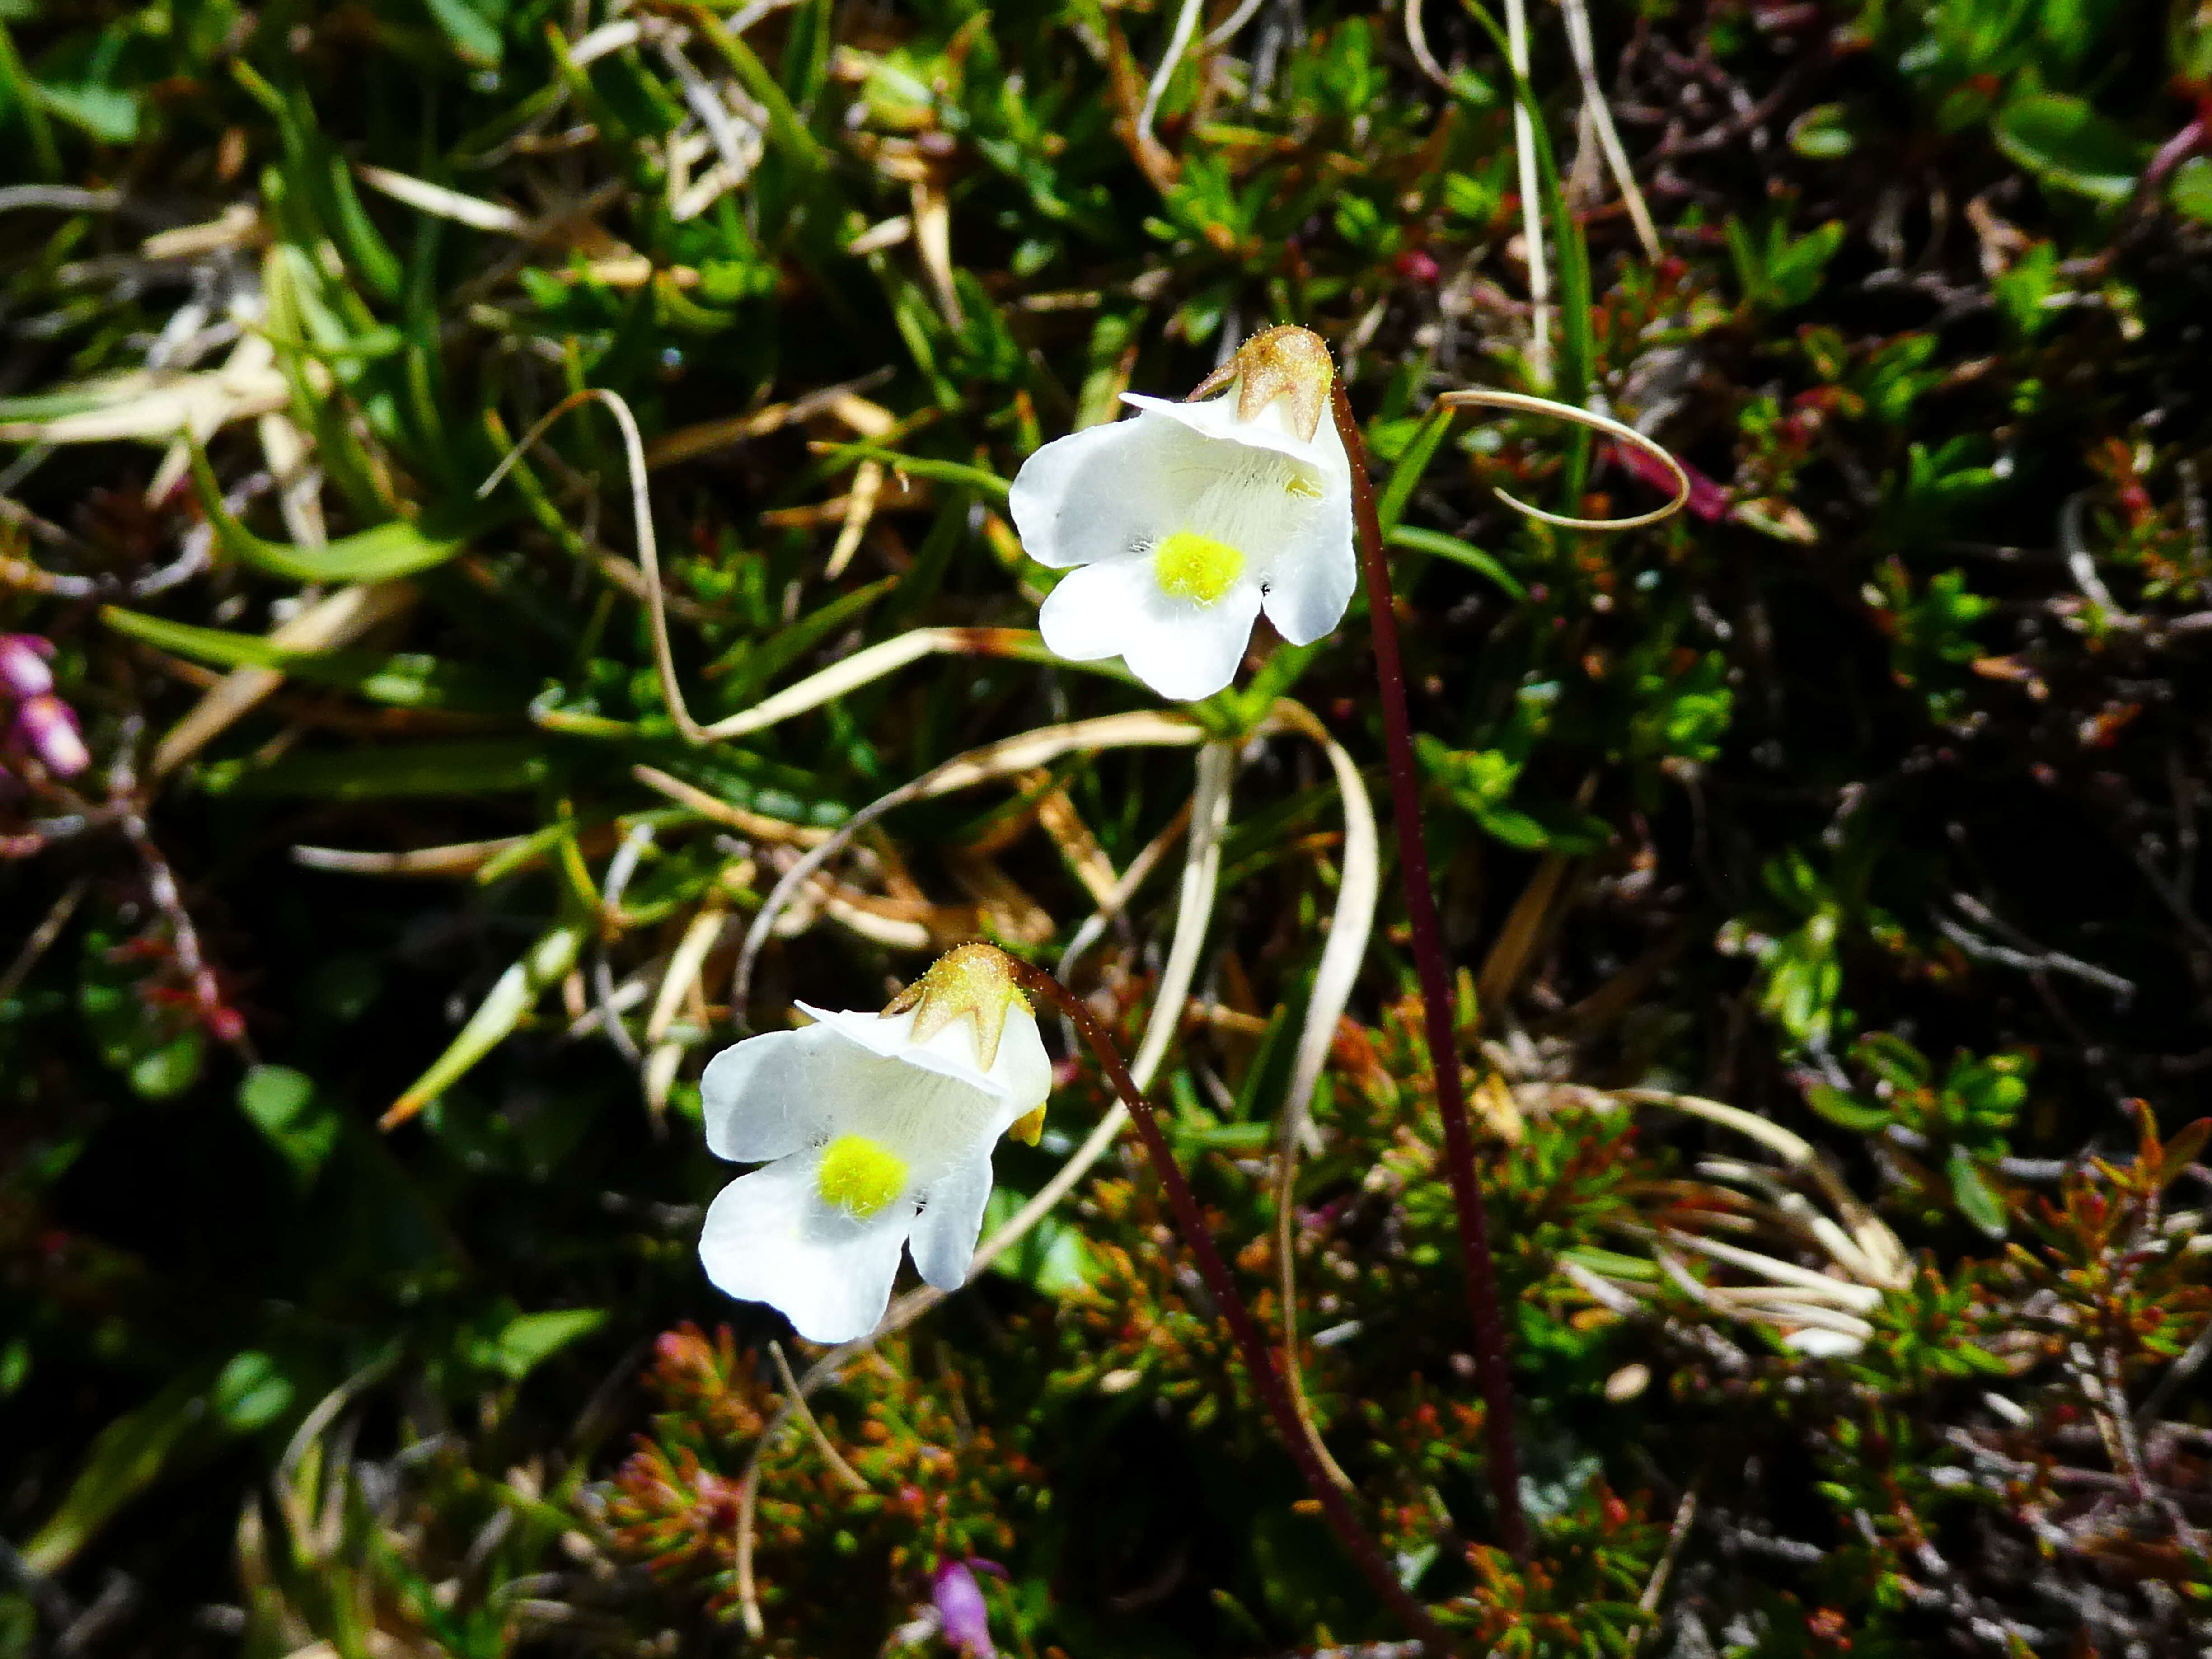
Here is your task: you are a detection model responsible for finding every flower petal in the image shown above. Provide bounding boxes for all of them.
[800,1002,1005,1096]
[1008,417,1181,572]
[1122,391,1352,488]
[909,1149,997,1289]
[1258,478,1357,645]
[798,999,1050,1150]
[986,1004,1053,1126]
[698,1156,914,1344]
[1038,559,1262,701]
[699,1022,853,1163]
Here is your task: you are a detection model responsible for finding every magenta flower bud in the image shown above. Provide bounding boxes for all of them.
[1610,440,1728,522]
[16,694,89,777]
[930,1561,996,1659]
[0,634,56,701]
[1395,248,1442,285]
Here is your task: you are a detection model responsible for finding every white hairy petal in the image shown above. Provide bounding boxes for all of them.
[694,993,1053,1340]
[698,1155,915,1344]
[1039,559,1262,701]
[908,1149,998,1290]
[1008,385,1359,702]
[698,1020,851,1163]
[1007,417,1185,572]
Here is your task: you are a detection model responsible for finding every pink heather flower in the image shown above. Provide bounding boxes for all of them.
[0,635,55,701]
[930,1560,996,1659]
[1611,440,1727,522]
[1395,248,1441,285]
[15,694,89,777]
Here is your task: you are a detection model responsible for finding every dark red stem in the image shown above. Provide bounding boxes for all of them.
[1005,959,1456,1655]
[1331,379,1530,1562]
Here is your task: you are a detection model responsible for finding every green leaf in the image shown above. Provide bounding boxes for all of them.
[238,1065,342,1184]
[1786,103,1856,160]
[0,19,61,176]
[1560,1246,1659,1282]
[2169,156,2212,225]
[202,739,553,799]
[1728,217,1845,311]
[826,443,1011,498]
[982,1187,1096,1296]
[420,0,505,65]
[709,576,895,705]
[1995,94,2145,204]
[687,8,830,174]
[2156,1118,2211,1190]
[386,923,586,1124]
[187,441,465,581]
[1387,524,1527,601]
[211,1351,295,1433]
[1851,1031,1932,1091]
[1992,241,2060,337]
[480,1308,606,1381]
[1375,406,1456,536]
[32,77,137,143]
[232,62,402,298]
[1947,1151,2009,1239]
[21,1375,207,1575]
[1807,1084,1893,1134]
[129,1030,204,1099]
[104,606,522,712]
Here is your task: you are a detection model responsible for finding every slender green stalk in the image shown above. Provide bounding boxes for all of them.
[1332,380,1531,1562]
[1004,959,1458,1654]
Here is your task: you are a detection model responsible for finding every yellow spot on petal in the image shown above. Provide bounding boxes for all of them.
[816,1134,909,1219]
[1284,473,1323,500]
[1009,1104,1047,1146]
[1154,531,1245,605]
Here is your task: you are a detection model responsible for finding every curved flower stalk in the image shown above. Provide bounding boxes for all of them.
[698,945,1051,1343]
[1325,373,1686,1561]
[1008,326,1356,700]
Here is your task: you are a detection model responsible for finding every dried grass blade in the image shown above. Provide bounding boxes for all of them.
[353,164,529,234]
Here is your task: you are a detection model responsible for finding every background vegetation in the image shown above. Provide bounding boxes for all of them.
[4,0,2210,1654]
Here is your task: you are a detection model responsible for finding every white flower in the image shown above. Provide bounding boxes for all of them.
[1009,326,1356,702]
[696,946,1051,1344]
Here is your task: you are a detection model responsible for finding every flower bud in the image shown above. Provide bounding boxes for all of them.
[931,1560,997,1658]
[15,694,88,777]
[0,634,56,701]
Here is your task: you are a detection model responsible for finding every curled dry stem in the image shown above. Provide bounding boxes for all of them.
[481,387,1054,749]
[1612,1087,1909,1289]
[480,389,708,743]
[729,711,1203,1020]
[1436,389,1690,531]
[1406,0,1453,91]
[1268,699,1381,1493]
